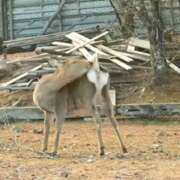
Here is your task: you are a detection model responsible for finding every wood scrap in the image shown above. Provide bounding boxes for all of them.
[108,58,132,70]
[128,37,150,50]
[127,45,151,57]
[1,103,180,123]
[1,63,47,87]
[52,40,104,47]
[6,54,51,64]
[127,37,180,74]
[69,32,133,62]
[52,42,73,48]
[66,32,132,70]
[167,59,180,74]
[3,28,98,49]
[71,41,93,61]
[66,33,107,57]
[97,45,133,62]
[66,31,109,54]
[117,103,180,117]
[121,52,150,62]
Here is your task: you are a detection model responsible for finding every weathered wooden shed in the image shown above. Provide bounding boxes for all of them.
[0,0,116,40]
[0,0,180,40]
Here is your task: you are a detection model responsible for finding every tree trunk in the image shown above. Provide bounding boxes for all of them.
[109,0,134,38]
[136,0,168,83]
[148,0,168,83]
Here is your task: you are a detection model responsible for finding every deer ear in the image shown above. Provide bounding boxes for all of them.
[89,53,98,62]
[92,53,98,61]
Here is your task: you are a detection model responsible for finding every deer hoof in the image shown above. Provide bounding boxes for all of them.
[49,152,60,158]
[122,147,128,153]
[99,147,105,156]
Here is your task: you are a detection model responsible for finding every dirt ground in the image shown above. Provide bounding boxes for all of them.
[0,120,180,180]
[1,52,180,179]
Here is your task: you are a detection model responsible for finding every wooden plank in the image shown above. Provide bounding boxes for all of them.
[66,31,109,54]
[0,107,43,123]
[128,37,150,50]
[66,33,107,57]
[67,36,131,70]
[3,28,98,48]
[69,32,134,63]
[72,41,93,61]
[1,63,47,87]
[52,40,104,48]
[97,45,134,62]
[67,32,132,70]
[127,45,151,57]
[109,58,132,70]
[0,106,90,123]
[116,103,180,117]
[52,41,73,47]
[6,54,50,64]
[167,59,180,74]
[121,52,150,62]
[0,86,34,91]
[1,103,180,123]
[70,32,133,62]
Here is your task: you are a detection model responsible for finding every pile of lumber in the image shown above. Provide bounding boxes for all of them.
[1,31,180,92]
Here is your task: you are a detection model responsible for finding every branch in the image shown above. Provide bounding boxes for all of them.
[41,0,66,35]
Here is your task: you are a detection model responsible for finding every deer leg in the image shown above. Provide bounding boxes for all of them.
[102,86,127,153]
[42,111,52,152]
[92,98,105,156]
[53,91,67,155]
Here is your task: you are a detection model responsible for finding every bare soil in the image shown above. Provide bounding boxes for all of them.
[0,120,180,180]
[0,52,180,179]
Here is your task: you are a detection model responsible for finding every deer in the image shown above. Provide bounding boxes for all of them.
[33,54,127,156]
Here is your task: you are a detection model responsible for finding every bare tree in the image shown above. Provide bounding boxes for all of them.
[110,0,169,83]
[109,0,135,37]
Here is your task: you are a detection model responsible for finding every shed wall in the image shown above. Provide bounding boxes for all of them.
[7,0,116,39]
[2,0,180,40]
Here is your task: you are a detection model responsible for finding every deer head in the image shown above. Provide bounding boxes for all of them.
[89,53,100,72]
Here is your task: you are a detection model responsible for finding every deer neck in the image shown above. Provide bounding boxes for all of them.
[87,67,109,93]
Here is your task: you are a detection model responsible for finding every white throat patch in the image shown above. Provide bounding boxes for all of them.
[87,69,109,92]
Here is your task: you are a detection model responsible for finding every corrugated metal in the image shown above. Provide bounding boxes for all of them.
[6,0,116,39]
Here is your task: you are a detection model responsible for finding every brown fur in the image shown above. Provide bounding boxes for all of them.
[33,58,127,156]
